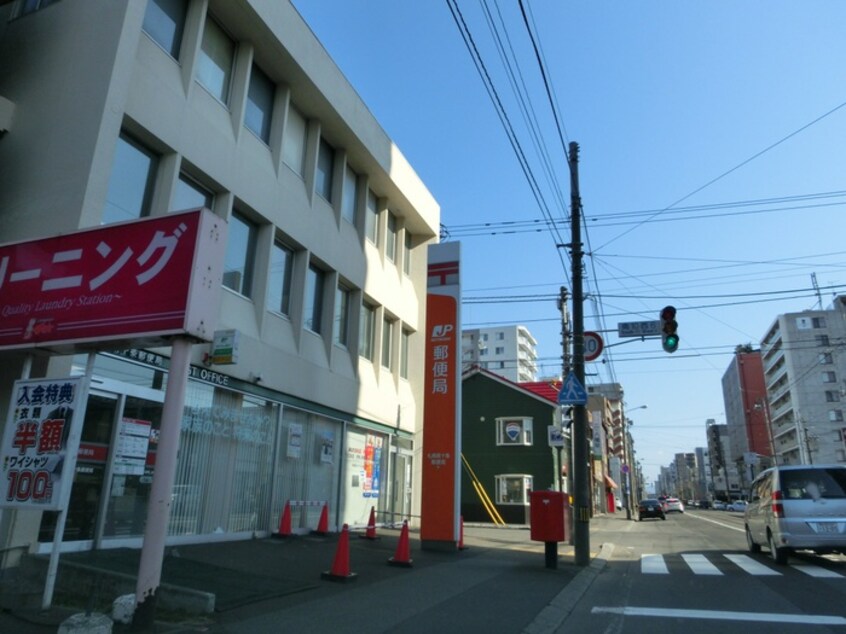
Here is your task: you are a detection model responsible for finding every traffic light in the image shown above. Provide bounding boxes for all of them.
[660,305,679,353]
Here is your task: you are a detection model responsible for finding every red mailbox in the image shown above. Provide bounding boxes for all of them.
[530,490,568,543]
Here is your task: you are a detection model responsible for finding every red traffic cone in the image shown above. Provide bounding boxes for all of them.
[321,524,358,582]
[458,515,468,550]
[275,501,292,538]
[388,520,413,567]
[360,506,379,540]
[312,503,330,536]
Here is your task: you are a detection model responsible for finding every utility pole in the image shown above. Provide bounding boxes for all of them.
[558,286,573,496]
[568,142,590,567]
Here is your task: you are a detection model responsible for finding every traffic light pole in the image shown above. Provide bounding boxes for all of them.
[568,142,590,567]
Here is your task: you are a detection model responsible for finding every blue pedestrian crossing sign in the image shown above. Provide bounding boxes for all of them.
[558,372,588,405]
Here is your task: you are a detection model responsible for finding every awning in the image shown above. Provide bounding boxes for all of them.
[604,475,618,490]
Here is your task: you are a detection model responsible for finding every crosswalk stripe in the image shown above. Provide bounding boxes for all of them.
[722,554,781,576]
[793,564,844,578]
[681,554,723,575]
[641,553,669,574]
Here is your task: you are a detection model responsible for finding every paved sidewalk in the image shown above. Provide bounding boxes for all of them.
[0,515,625,632]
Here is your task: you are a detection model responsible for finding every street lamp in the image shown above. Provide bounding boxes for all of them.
[623,405,647,520]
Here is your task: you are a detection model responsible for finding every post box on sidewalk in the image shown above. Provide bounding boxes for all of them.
[529,491,569,568]
[529,490,568,542]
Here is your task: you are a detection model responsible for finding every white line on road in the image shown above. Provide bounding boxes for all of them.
[681,553,723,575]
[641,553,669,574]
[794,564,844,578]
[684,511,745,532]
[724,554,781,575]
[592,606,846,625]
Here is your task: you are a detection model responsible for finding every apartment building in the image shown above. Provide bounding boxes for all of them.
[0,0,439,559]
[760,297,846,465]
[461,325,538,383]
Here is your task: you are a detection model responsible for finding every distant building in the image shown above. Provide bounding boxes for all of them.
[705,420,742,501]
[760,297,846,465]
[461,325,538,382]
[721,345,772,490]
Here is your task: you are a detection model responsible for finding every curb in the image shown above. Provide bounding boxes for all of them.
[521,542,615,634]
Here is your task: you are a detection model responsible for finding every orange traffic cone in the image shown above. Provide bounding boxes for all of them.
[360,506,379,540]
[388,520,413,567]
[312,503,330,536]
[274,501,292,538]
[458,515,468,550]
[321,524,358,582]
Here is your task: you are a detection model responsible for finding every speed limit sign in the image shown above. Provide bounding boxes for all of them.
[584,331,604,362]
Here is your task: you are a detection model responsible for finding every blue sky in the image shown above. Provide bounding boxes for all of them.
[293,1,846,484]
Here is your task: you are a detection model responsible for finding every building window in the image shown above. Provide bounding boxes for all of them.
[495,347,505,355]
[360,302,376,361]
[496,417,533,446]
[829,410,844,423]
[268,240,294,316]
[499,362,506,369]
[495,474,533,505]
[386,212,398,261]
[197,16,235,103]
[304,264,325,334]
[479,348,488,357]
[403,231,412,275]
[813,317,827,328]
[482,334,489,342]
[222,212,257,296]
[102,133,158,225]
[497,332,505,340]
[14,0,59,17]
[826,391,841,403]
[381,317,394,369]
[316,139,335,201]
[282,105,307,177]
[142,0,187,59]
[816,335,831,347]
[342,165,358,225]
[171,174,213,212]
[245,64,274,143]
[334,284,351,347]
[823,371,837,384]
[821,352,834,365]
[400,328,411,379]
[365,189,379,244]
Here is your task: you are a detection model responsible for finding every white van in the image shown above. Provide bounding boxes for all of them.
[745,465,846,564]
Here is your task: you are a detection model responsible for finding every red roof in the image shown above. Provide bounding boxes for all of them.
[519,380,562,404]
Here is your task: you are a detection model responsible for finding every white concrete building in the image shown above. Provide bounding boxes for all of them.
[461,325,538,383]
[760,297,846,465]
[0,0,439,560]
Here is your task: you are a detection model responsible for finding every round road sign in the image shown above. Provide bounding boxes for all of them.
[584,331,604,362]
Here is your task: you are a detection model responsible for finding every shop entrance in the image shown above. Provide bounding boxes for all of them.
[37,378,164,552]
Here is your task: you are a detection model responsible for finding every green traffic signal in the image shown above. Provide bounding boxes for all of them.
[660,305,679,354]
[663,333,679,353]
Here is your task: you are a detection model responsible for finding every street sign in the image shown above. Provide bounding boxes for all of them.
[548,425,565,447]
[617,320,662,338]
[558,372,588,405]
[584,331,604,361]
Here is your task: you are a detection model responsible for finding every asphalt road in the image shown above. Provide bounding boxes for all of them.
[561,509,846,633]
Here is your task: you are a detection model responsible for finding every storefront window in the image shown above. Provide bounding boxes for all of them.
[342,427,388,526]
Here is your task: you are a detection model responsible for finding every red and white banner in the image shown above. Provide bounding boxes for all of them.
[0,208,225,351]
[0,377,85,510]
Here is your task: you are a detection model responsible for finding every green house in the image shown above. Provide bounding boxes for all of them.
[461,368,568,524]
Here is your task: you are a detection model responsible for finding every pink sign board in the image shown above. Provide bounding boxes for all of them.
[0,209,225,351]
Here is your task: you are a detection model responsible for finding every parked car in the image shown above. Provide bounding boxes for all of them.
[638,499,666,521]
[727,500,748,512]
[712,501,726,510]
[663,497,684,513]
[745,465,846,565]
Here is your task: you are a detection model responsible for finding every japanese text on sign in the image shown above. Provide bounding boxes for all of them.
[1,378,83,510]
